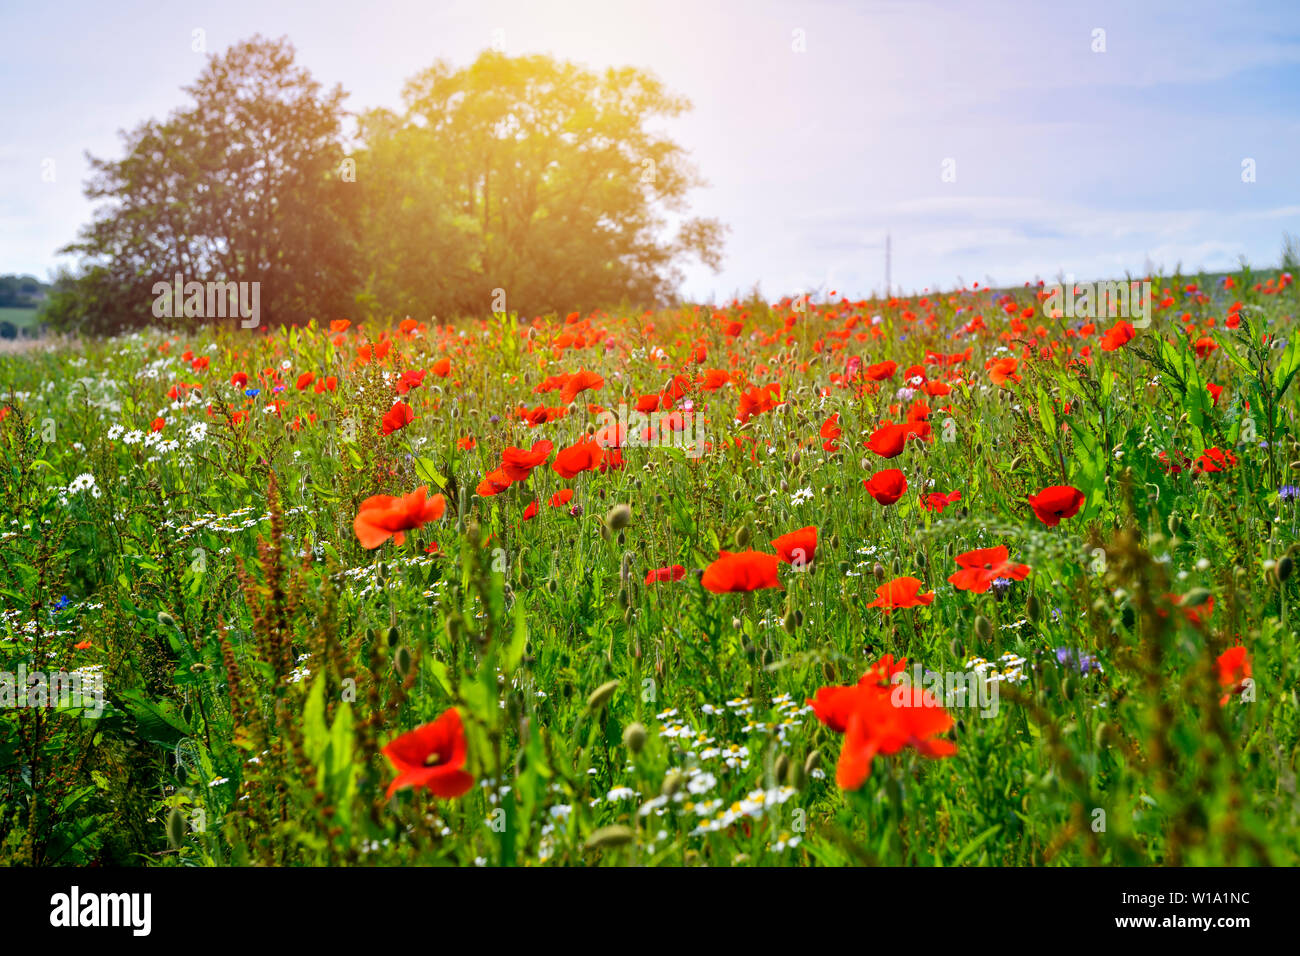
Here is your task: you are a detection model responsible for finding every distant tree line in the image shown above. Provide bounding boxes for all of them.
[44,36,725,335]
[0,275,48,309]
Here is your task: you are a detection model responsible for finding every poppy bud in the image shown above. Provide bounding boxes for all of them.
[606,503,632,530]
[1026,593,1042,623]
[394,645,412,679]
[662,770,686,797]
[828,533,840,551]
[804,749,822,776]
[586,679,619,712]
[618,587,630,608]
[734,525,751,548]
[386,625,400,648]
[783,608,797,634]
[949,637,963,658]
[547,578,558,594]
[792,449,801,467]
[1182,587,1213,607]
[873,562,885,581]
[974,615,993,641]
[166,807,186,850]
[1278,555,1294,583]
[157,611,177,630]
[584,825,635,850]
[891,557,901,574]
[774,753,790,784]
[623,721,648,753]
[787,756,805,789]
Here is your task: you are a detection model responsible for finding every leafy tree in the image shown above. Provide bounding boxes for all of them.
[355,51,725,319]
[48,36,359,334]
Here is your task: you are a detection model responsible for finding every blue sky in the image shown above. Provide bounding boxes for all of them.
[2,0,1298,301]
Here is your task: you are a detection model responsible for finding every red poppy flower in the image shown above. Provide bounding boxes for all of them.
[865,421,930,458]
[151,417,166,432]
[549,488,574,507]
[863,468,907,505]
[985,356,1021,386]
[552,439,605,478]
[381,402,415,435]
[1027,485,1085,526]
[736,383,782,424]
[948,545,1031,593]
[354,486,446,549]
[501,439,554,481]
[1100,321,1135,351]
[1193,448,1237,474]
[770,526,817,567]
[863,361,897,381]
[560,369,604,404]
[1164,592,1214,628]
[920,490,962,513]
[820,413,842,451]
[431,357,452,377]
[522,500,539,521]
[701,550,782,593]
[1216,645,1251,706]
[381,708,475,799]
[808,655,955,790]
[866,576,934,613]
[476,467,513,497]
[645,565,687,584]
[806,655,908,732]
[296,371,315,390]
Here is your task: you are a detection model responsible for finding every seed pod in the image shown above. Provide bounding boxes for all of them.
[623,722,648,753]
[586,679,620,712]
[584,825,635,850]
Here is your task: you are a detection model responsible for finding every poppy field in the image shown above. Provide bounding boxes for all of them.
[1,272,1298,868]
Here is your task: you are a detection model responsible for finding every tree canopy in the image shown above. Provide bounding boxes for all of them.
[47,38,724,333]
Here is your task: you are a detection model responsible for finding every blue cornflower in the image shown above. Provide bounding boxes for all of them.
[1055,647,1102,675]
[244,388,261,398]
[1280,485,1300,502]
